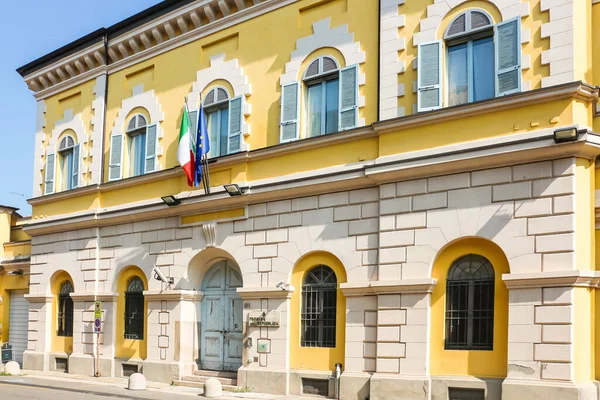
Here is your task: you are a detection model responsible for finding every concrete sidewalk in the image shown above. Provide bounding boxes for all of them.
[0,370,304,400]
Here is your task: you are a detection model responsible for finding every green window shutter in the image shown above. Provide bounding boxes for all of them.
[145,123,158,173]
[339,64,359,131]
[71,144,80,189]
[495,17,521,96]
[280,82,300,143]
[44,153,56,195]
[108,134,123,181]
[228,96,243,154]
[417,41,442,112]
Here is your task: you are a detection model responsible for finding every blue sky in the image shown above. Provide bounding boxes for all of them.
[0,0,162,216]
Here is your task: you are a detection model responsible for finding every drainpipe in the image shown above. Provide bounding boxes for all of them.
[335,362,342,399]
[376,0,382,122]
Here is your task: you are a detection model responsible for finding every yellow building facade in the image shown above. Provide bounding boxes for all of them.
[15,0,600,398]
[0,206,31,367]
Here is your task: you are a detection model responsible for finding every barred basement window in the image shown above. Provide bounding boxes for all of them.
[57,281,74,337]
[301,265,337,348]
[124,277,145,340]
[445,254,495,350]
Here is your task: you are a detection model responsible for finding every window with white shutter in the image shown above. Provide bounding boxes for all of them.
[71,144,80,189]
[339,64,358,131]
[44,153,56,195]
[280,82,300,143]
[418,41,443,111]
[435,10,521,108]
[145,123,158,173]
[228,96,243,154]
[495,18,521,96]
[108,134,123,181]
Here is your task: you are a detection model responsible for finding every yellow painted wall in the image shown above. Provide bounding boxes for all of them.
[289,251,347,371]
[115,266,148,359]
[430,237,509,378]
[40,79,96,196]
[102,0,379,183]
[51,271,74,354]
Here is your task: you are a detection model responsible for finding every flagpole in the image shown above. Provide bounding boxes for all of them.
[204,153,211,194]
[197,95,210,195]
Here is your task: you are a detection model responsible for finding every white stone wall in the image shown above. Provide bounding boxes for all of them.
[26,157,580,381]
[508,287,573,381]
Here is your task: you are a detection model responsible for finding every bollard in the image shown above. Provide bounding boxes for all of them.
[4,361,20,375]
[127,373,146,391]
[204,377,223,398]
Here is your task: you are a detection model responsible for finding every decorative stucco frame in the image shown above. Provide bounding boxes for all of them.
[187,53,252,152]
[281,18,367,128]
[111,88,165,170]
[45,109,87,190]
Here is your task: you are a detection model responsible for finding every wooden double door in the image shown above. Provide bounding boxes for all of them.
[200,261,243,372]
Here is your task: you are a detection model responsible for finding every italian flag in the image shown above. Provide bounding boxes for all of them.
[178,107,196,186]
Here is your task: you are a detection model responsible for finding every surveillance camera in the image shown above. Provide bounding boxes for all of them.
[275,281,287,291]
[153,267,173,284]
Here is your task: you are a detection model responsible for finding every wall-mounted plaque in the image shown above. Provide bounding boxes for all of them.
[248,310,280,327]
[257,339,271,354]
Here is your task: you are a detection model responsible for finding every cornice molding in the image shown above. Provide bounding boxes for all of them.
[502,270,600,289]
[237,286,295,299]
[70,292,119,302]
[25,0,300,98]
[373,82,597,134]
[25,294,53,303]
[340,279,437,297]
[143,289,204,301]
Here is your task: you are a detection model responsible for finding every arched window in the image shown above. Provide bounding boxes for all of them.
[126,115,148,177]
[124,276,145,340]
[444,10,495,107]
[301,265,337,348]
[445,254,495,350]
[58,135,79,191]
[203,87,231,158]
[57,281,74,337]
[303,56,340,138]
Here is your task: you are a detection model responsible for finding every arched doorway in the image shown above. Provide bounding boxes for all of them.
[200,260,243,372]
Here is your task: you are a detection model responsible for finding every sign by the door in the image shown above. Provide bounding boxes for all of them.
[257,339,271,353]
[248,311,280,327]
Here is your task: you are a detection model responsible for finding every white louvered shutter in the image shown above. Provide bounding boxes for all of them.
[108,134,123,181]
[417,41,443,112]
[71,144,80,189]
[495,17,521,96]
[280,82,300,143]
[44,153,56,195]
[339,64,359,131]
[228,96,243,154]
[189,110,199,140]
[145,123,158,173]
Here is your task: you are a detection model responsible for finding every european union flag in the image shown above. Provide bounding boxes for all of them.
[194,105,211,188]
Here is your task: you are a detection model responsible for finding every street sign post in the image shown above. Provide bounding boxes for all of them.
[94,301,102,333]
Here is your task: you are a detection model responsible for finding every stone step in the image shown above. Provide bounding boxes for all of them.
[193,370,237,379]
[174,378,239,392]
[182,374,238,386]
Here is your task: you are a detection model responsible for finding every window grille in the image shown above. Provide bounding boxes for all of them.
[127,115,147,134]
[58,135,75,151]
[444,10,493,39]
[124,276,145,340]
[303,56,339,80]
[301,265,337,348]
[57,281,74,337]
[204,87,229,107]
[445,254,495,350]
